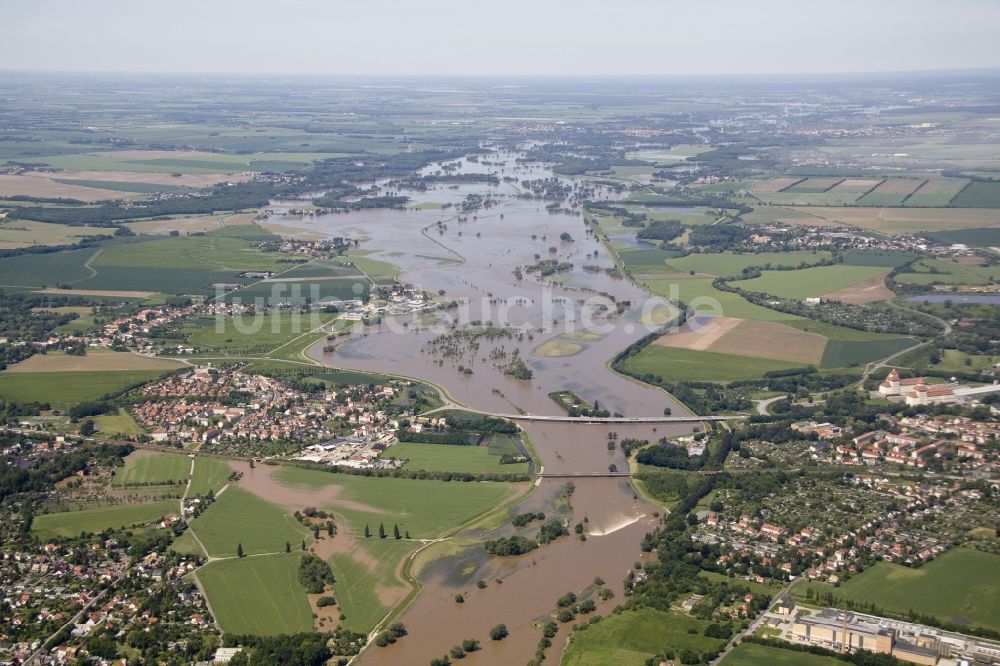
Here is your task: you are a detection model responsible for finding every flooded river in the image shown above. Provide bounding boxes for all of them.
[270,151,692,663]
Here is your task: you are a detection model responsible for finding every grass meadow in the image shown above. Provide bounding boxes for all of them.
[32,500,178,539]
[796,548,1000,632]
[196,554,314,635]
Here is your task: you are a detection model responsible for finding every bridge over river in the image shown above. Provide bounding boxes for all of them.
[497,413,745,424]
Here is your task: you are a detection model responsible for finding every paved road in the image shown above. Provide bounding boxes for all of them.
[754,395,788,416]
[710,578,798,664]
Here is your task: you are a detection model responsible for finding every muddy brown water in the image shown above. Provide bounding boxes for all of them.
[263,153,699,663]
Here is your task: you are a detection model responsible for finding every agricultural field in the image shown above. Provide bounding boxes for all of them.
[92,409,144,436]
[113,450,191,488]
[624,345,809,383]
[904,178,969,207]
[926,227,1000,247]
[796,548,1000,632]
[662,251,834,277]
[643,276,796,322]
[230,277,369,306]
[330,537,415,633]
[0,369,168,408]
[784,177,843,193]
[0,247,98,289]
[749,177,803,193]
[0,220,112,249]
[785,207,1000,234]
[720,643,845,666]
[562,608,727,666]
[124,212,257,236]
[188,457,235,496]
[895,257,1000,286]
[178,311,340,355]
[383,441,529,474]
[687,318,827,365]
[753,191,865,206]
[731,265,889,300]
[271,466,519,539]
[856,178,925,206]
[819,337,916,368]
[188,486,310,558]
[15,149,324,174]
[636,308,913,377]
[195,554,314,635]
[830,178,884,193]
[950,180,1000,208]
[4,350,183,373]
[341,252,401,281]
[620,248,681,270]
[32,500,178,539]
[0,173,136,201]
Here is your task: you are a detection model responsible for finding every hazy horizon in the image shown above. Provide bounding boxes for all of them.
[5,0,1000,77]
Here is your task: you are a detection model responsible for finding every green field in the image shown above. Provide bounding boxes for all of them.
[92,409,144,436]
[625,345,808,383]
[188,457,234,496]
[720,643,845,666]
[732,265,888,300]
[928,349,998,374]
[112,450,232,496]
[95,232,288,272]
[331,538,414,633]
[904,178,969,207]
[0,370,166,408]
[820,337,916,368]
[275,259,363,279]
[342,253,401,281]
[926,227,1000,247]
[196,554,314,635]
[562,608,726,666]
[189,486,310,557]
[951,181,1000,208]
[384,440,529,474]
[272,466,518,539]
[643,277,798,322]
[840,250,919,267]
[620,248,681,270]
[895,258,1000,286]
[32,500,178,539]
[796,548,1000,632]
[113,451,191,488]
[179,312,340,355]
[663,251,833,277]
[230,278,369,305]
[752,191,864,206]
[0,247,96,288]
[53,178,194,194]
[18,151,329,174]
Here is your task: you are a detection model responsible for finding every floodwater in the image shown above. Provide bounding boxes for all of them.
[269,150,694,662]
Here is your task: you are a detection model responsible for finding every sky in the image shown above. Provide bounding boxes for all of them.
[5,0,1000,77]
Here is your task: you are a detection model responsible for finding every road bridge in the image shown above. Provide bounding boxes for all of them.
[497,413,745,424]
